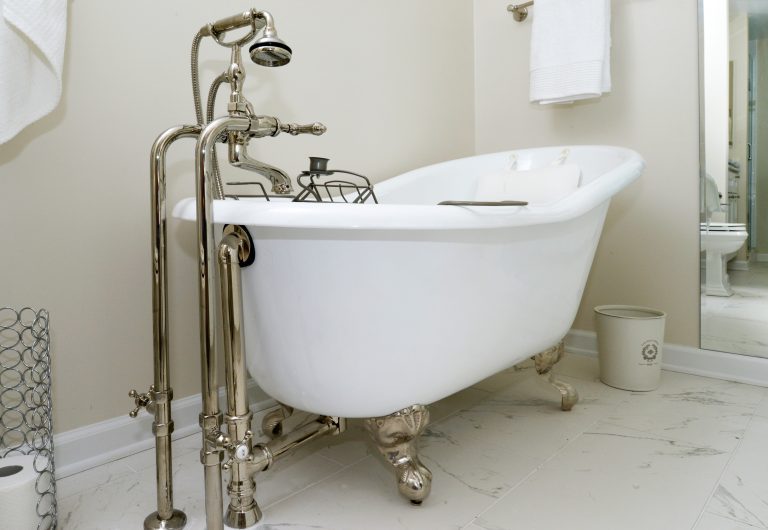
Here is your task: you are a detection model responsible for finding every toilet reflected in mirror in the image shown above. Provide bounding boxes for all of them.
[700,0,768,357]
[700,222,748,297]
[701,173,748,297]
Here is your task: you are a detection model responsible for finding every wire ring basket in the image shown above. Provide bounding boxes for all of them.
[0,307,56,529]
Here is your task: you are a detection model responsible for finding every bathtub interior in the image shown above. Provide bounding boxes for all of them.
[374,146,634,206]
[172,145,642,231]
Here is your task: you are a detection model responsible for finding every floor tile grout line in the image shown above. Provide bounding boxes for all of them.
[454,360,607,529]
[260,387,526,515]
[314,450,370,470]
[261,455,374,511]
[698,511,767,530]
[259,378,532,525]
[462,395,624,529]
[554,362,604,384]
[689,388,768,530]
[56,465,141,502]
[432,385,497,424]
[57,456,145,501]
[430,368,549,426]
[60,451,142,480]
[258,381,526,520]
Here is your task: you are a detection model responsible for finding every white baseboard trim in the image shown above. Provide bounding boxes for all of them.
[566,329,768,388]
[756,253,768,263]
[54,382,275,479]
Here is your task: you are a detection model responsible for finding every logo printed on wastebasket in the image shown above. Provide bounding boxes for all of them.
[641,340,659,363]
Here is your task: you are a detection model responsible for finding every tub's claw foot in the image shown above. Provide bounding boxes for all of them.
[532,340,579,411]
[396,459,433,505]
[364,405,432,505]
[543,371,579,411]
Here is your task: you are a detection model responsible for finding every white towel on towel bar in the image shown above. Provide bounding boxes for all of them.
[0,0,68,144]
[529,0,611,105]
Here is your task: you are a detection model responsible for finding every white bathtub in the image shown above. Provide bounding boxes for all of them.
[175,146,644,418]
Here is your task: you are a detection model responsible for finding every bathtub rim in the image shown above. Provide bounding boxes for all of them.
[173,145,644,231]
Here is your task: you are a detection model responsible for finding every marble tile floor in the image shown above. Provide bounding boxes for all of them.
[702,261,768,357]
[58,354,768,530]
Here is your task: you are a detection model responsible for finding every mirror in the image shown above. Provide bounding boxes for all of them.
[700,0,768,357]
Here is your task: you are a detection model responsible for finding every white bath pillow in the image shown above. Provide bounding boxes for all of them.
[507,148,569,170]
[474,163,581,205]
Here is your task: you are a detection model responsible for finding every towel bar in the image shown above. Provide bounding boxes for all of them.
[508,1,534,22]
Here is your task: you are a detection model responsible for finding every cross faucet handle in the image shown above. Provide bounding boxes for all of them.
[128,387,155,418]
[280,122,326,136]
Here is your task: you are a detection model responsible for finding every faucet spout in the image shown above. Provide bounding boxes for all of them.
[229,141,293,194]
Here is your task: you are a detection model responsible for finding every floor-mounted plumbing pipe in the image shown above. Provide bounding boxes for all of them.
[194,115,251,530]
[131,124,201,530]
[203,117,341,528]
[138,9,325,529]
[218,226,260,527]
[149,124,201,530]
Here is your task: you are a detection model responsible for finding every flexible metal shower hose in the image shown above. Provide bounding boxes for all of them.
[191,30,226,200]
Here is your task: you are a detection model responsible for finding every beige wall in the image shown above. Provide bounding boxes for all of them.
[474,0,701,346]
[0,0,475,432]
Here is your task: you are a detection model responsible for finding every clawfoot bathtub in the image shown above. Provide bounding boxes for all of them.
[175,145,644,504]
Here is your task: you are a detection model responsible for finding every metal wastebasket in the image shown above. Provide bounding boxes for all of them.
[0,307,56,529]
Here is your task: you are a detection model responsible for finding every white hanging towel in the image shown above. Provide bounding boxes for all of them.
[529,0,611,105]
[0,0,67,144]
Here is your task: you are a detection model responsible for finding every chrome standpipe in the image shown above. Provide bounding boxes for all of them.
[196,111,327,529]
[147,125,202,530]
[218,226,260,527]
[220,223,346,525]
[130,124,201,530]
[195,115,251,530]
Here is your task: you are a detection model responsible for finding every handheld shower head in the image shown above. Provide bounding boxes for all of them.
[249,37,292,67]
[249,11,292,67]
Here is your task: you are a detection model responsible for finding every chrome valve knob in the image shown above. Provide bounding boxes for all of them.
[280,122,326,136]
[128,387,154,418]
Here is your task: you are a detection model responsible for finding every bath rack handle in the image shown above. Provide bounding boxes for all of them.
[438,200,529,207]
